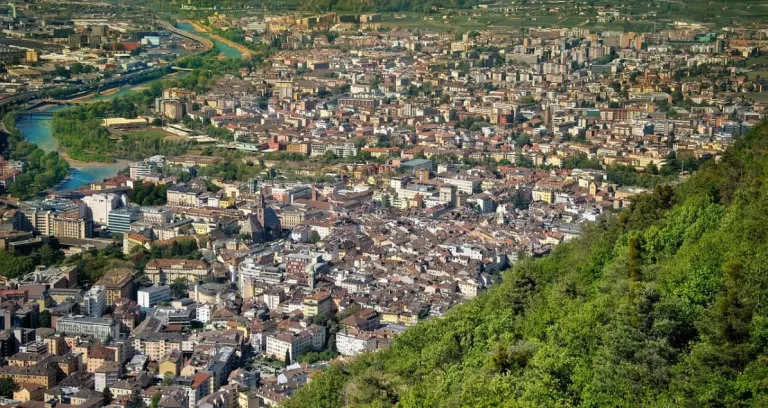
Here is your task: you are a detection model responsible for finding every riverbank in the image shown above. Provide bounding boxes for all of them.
[59,150,131,169]
[179,19,252,59]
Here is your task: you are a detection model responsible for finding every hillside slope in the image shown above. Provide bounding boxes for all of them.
[283,121,768,408]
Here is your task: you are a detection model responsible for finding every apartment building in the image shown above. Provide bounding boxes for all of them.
[95,268,137,307]
[83,285,106,317]
[265,324,325,362]
[137,286,172,308]
[145,259,211,285]
[56,316,120,342]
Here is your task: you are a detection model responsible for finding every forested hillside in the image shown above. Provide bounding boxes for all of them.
[284,121,768,407]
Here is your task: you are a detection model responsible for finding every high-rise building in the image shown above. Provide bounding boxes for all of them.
[82,193,123,225]
[83,285,107,317]
[108,208,139,234]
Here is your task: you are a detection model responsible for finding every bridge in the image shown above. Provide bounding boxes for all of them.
[44,98,87,105]
[23,111,55,118]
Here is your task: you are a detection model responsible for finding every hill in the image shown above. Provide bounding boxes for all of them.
[283,121,768,407]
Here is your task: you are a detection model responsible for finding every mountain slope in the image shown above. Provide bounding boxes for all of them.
[284,121,768,408]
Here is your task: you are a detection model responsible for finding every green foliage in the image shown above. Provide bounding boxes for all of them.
[52,101,193,162]
[607,163,678,188]
[149,391,160,408]
[38,310,51,328]
[63,246,132,284]
[170,278,189,299]
[0,378,16,398]
[0,244,64,279]
[0,250,35,279]
[128,182,168,206]
[284,122,768,407]
[2,111,69,198]
[198,152,261,181]
[150,238,199,259]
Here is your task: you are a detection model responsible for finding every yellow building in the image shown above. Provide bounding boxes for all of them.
[95,268,137,307]
[0,365,56,388]
[532,188,554,204]
[302,292,332,318]
[14,383,45,402]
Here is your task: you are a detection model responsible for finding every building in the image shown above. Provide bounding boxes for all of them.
[0,365,57,388]
[83,285,107,317]
[95,268,137,307]
[108,208,139,233]
[137,286,172,308]
[437,173,481,195]
[145,259,211,285]
[82,193,123,225]
[132,333,185,362]
[55,316,120,342]
[265,325,325,362]
[400,159,434,174]
[336,329,377,356]
[166,185,202,207]
[302,292,331,318]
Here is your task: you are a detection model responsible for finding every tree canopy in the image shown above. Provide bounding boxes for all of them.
[283,121,768,407]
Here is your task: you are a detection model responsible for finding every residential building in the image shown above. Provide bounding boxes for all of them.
[83,285,107,317]
[55,316,120,342]
[137,286,172,308]
[145,259,211,285]
[95,268,137,307]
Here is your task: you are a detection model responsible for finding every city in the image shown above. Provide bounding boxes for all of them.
[0,0,764,407]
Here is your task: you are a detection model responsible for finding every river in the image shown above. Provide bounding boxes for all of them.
[14,22,243,191]
[177,22,244,59]
[15,108,129,191]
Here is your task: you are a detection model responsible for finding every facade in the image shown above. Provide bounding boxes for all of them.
[137,285,172,308]
[108,208,140,233]
[82,193,123,225]
[265,325,325,362]
[0,365,57,388]
[83,285,107,317]
[56,316,120,342]
[95,268,137,307]
[145,259,211,285]
[302,292,331,318]
[166,186,202,207]
[336,329,377,356]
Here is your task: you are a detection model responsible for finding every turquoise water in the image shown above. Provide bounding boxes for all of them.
[87,73,186,103]
[16,109,127,191]
[12,22,234,191]
[177,22,244,59]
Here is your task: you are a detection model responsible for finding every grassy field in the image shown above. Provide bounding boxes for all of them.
[743,92,768,103]
[374,0,766,32]
[127,128,184,141]
[746,70,768,81]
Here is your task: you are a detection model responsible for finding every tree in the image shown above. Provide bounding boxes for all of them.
[38,310,51,328]
[284,350,291,367]
[162,372,175,386]
[103,386,113,404]
[170,278,189,299]
[309,230,321,244]
[0,379,14,398]
[150,391,161,408]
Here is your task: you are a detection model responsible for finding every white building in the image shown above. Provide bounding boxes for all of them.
[137,285,172,308]
[82,193,124,225]
[56,316,120,342]
[336,329,377,356]
[265,325,325,362]
[83,285,107,317]
[196,304,213,323]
